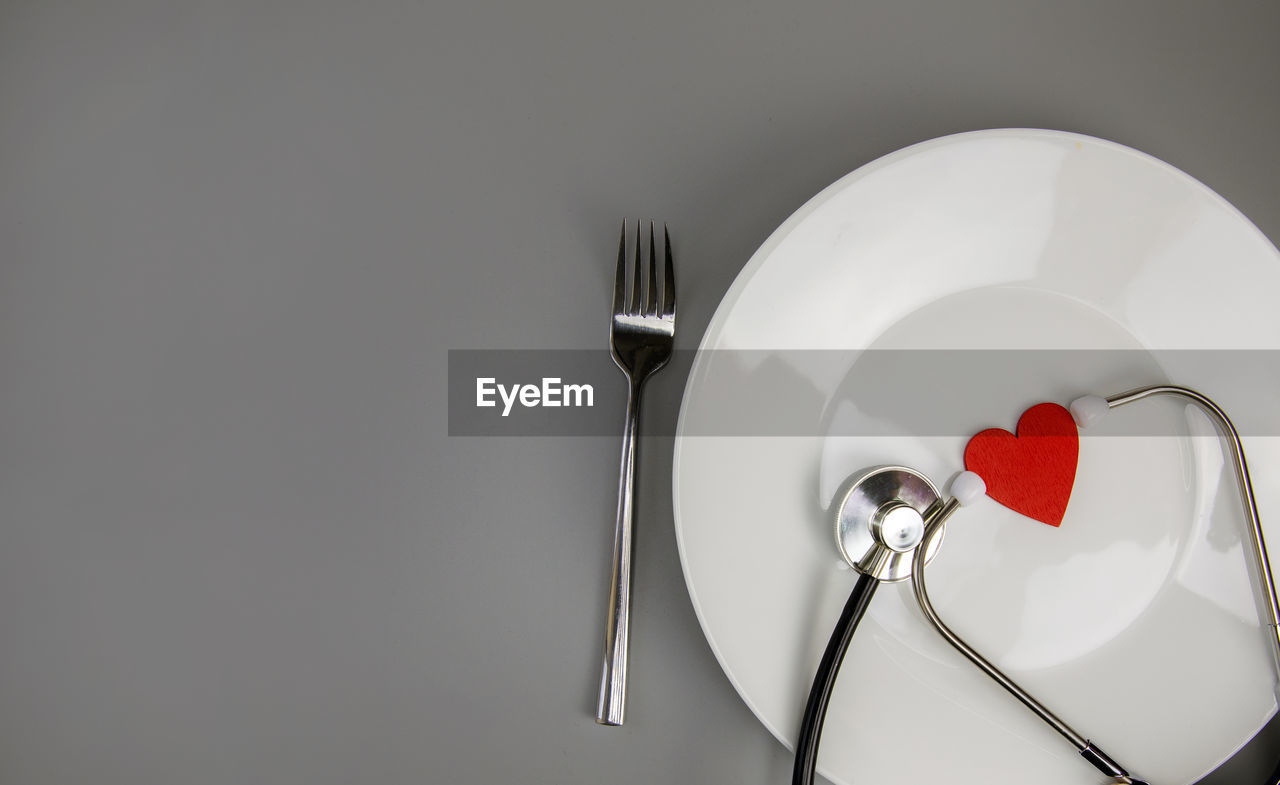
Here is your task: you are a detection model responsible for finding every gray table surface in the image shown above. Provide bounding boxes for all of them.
[3,2,1280,783]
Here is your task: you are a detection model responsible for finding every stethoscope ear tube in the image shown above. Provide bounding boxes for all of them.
[1104,386,1280,669]
[911,502,1146,784]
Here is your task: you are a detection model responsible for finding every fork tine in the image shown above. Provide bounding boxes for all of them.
[629,219,643,314]
[644,221,658,315]
[662,224,675,317]
[613,221,627,314]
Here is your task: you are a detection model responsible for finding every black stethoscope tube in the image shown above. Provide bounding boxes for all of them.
[791,571,879,785]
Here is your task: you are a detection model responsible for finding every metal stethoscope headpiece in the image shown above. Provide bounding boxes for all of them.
[794,385,1280,785]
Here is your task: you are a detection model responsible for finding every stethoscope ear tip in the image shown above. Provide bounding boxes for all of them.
[949,471,986,506]
[1069,394,1110,429]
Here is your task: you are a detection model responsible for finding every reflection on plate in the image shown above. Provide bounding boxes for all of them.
[673,129,1280,785]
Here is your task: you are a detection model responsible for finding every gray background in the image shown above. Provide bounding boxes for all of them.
[2,2,1279,783]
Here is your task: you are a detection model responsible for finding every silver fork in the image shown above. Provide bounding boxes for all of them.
[597,220,676,726]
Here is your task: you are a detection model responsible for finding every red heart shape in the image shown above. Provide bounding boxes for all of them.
[963,402,1079,527]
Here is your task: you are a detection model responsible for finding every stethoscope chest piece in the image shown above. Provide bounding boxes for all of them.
[834,465,943,582]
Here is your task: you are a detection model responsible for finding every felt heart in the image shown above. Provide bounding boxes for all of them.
[963,402,1079,527]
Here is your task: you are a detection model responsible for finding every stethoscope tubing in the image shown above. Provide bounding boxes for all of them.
[791,571,878,785]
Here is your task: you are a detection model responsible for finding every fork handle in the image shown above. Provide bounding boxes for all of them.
[597,377,643,725]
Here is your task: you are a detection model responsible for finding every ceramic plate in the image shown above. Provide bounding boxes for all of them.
[672,129,1280,785]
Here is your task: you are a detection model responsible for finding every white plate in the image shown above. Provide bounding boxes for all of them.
[672,129,1280,785]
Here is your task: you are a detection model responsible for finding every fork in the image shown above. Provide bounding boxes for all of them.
[597,220,676,726]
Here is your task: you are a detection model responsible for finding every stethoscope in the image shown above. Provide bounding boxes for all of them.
[793,385,1280,785]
